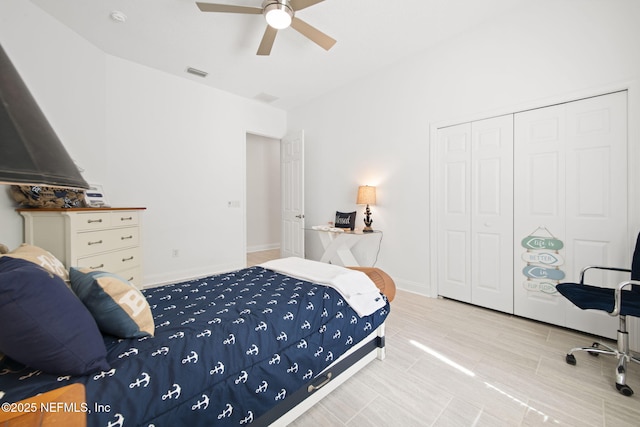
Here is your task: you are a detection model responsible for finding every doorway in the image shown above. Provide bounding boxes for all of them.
[246,133,281,266]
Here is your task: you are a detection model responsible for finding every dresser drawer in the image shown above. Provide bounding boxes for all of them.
[74,212,111,231]
[76,247,141,274]
[75,228,140,257]
[110,211,140,228]
[118,267,142,289]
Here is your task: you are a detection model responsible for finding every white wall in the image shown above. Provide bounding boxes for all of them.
[288,0,640,295]
[246,133,281,252]
[0,0,287,285]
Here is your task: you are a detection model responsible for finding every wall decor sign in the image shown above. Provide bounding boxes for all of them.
[521,227,565,295]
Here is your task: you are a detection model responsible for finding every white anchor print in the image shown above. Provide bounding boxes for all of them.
[223,334,236,345]
[283,311,294,320]
[192,394,209,411]
[193,309,206,315]
[336,311,344,319]
[169,331,185,339]
[209,361,225,375]
[218,403,233,419]
[129,372,151,388]
[346,336,354,345]
[208,318,222,324]
[197,329,211,338]
[306,302,314,310]
[157,321,170,327]
[301,320,311,329]
[275,389,287,401]
[255,321,268,331]
[314,347,324,357]
[234,371,248,384]
[181,351,199,364]
[269,354,281,365]
[350,316,358,324]
[233,318,245,324]
[363,322,372,331]
[326,351,334,362]
[333,330,341,339]
[159,295,171,300]
[163,304,176,311]
[246,344,259,356]
[162,383,181,400]
[152,347,169,356]
[19,370,42,381]
[286,299,297,305]
[240,411,254,425]
[93,368,116,381]
[303,370,313,380]
[297,339,308,349]
[287,363,298,374]
[277,331,288,341]
[323,292,331,299]
[255,380,268,393]
[268,299,278,305]
[106,413,124,427]
[321,308,329,317]
[337,299,345,306]
[319,325,327,333]
[57,375,71,382]
[240,308,251,315]
[181,318,195,325]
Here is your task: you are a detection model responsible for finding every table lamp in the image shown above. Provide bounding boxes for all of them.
[356,185,376,232]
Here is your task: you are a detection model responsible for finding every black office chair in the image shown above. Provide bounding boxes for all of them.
[556,234,640,396]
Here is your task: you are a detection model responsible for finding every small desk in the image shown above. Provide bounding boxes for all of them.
[306,228,382,267]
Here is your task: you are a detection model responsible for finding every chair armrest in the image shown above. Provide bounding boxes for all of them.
[579,265,631,285]
[611,280,640,316]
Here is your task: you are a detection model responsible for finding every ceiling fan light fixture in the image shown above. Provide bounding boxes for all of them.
[263,1,293,29]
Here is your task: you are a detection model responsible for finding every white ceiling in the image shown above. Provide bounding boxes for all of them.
[30,0,527,110]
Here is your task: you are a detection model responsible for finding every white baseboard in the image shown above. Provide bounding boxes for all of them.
[247,243,280,253]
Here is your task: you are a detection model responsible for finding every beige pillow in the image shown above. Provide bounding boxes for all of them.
[0,244,69,282]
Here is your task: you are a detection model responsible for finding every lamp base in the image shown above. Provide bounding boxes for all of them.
[362,226,374,233]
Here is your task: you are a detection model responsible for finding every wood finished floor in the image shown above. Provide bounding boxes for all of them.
[247,250,640,426]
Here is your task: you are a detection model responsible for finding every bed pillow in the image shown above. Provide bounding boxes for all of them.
[70,268,154,338]
[0,243,68,282]
[0,257,110,376]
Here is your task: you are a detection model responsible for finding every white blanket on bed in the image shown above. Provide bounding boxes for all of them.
[259,257,386,317]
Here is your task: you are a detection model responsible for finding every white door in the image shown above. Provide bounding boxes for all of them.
[280,131,305,258]
[470,115,514,312]
[514,91,628,338]
[437,122,472,303]
[437,115,514,313]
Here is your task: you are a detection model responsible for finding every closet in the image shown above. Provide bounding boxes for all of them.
[435,91,628,339]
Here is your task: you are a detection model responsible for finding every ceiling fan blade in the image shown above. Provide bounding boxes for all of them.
[196,2,263,14]
[257,26,278,56]
[289,0,324,12]
[290,17,336,51]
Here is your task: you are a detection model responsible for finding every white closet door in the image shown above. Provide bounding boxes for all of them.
[514,91,628,338]
[564,92,628,338]
[513,104,567,325]
[471,115,514,313]
[437,123,472,303]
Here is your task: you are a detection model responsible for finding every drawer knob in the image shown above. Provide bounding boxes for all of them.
[121,235,134,240]
[88,240,103,246]
[87,219,103,224]
[122,256,135,262]
[90,263,105,270]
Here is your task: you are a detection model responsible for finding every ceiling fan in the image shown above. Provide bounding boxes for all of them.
[196,0,336,55]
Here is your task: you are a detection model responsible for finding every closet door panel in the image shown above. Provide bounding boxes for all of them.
[437,123,472,303]
[564,91,628,338]
[471,115,514,313]
[514,104,567,325]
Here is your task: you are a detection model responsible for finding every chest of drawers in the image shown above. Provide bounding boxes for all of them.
[19,207,145,288]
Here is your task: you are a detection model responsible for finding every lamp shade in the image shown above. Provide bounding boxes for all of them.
[356,185,376,205]
[0,44,88,189]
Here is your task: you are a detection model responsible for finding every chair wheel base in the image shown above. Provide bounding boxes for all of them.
[616,383,634,396]
[566,354,576,365]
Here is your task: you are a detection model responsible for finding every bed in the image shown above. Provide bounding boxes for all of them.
[0,253,391,426]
